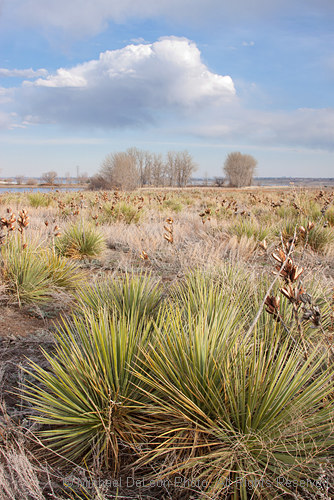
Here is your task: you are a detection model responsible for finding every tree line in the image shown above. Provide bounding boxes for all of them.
[89,148,197,190]
[37,150,257,190]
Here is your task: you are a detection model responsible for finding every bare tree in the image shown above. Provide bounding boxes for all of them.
[127,148,149,187]
[165,150,196,187]
[223,152,257,188]
[26,178,38,186]
[90,148,197,189]
[151,153,165,187]
[98,152,139,190]
[88,174,108,190]
[214,176,225,187]
[142,152,153,186]
[15,175,24,185]
[41,171,58,185]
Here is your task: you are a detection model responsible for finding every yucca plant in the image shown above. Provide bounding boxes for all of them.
[136,312,334,499]
[326,206,334,227]
[0,234,88,304]
[170,268,248,331]
[161,198,183,213]
[44,250,87,291]
[171,266,274,335]
[55,222,105,260]
[0,236,54,305]
[229,219,271,243]
[303,223,334,253]
[76,271,163,322]
[27,192,52,208]
[22,309,154,471]
[279,218,334,253]
[102,202,142,224]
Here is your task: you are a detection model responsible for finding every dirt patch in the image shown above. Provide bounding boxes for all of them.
[0,305,58,421]
[0,305,50,338]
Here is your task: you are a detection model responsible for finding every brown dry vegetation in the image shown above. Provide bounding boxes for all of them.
[0,186,333,499]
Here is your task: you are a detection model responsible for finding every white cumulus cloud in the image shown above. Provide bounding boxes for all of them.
[18,37,236,126]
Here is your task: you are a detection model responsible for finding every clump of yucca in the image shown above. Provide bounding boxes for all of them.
[76,271,163,322]
[280,218,334,253]
[229,218,271,243]
[135,292,334,499]
[22,309,153,471]
[0,236,53,305]
[0,233,87,305]
[55,222,105,259]
[28,192,52,208]
[101,201,142,224]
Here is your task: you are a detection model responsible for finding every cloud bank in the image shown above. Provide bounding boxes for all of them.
[192,107,334,151]
[1,36,333,150]
[18,37,235,126]
[3,0,334,37]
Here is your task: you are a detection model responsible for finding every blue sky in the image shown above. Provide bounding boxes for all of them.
[0,0,333,178]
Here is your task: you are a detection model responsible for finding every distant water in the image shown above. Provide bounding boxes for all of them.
[0,186,82,193]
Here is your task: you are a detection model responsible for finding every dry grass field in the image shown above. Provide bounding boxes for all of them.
[0,186,333,499]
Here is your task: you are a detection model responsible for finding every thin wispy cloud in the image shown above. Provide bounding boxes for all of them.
[0,68,48,78]
[191,107,334,150]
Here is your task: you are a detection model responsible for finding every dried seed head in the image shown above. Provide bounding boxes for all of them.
[264,295,280,320]
[259,239,267,250]
[284,240,295,253]
[280,285,296,302]
[290,265,304,282]
[139,250,149,260]
[164,233,173,244]
[272,249,287,264]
